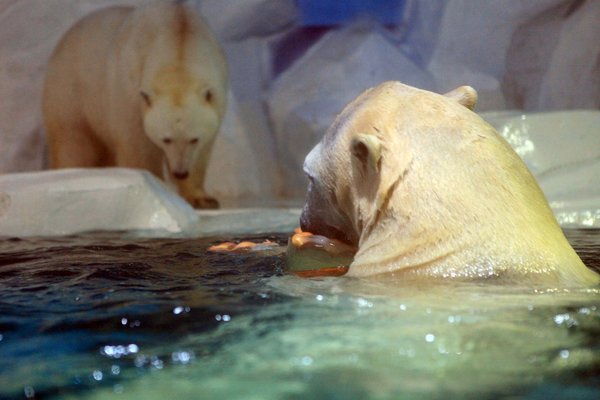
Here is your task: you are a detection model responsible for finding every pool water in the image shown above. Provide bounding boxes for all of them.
[0,229,599,399]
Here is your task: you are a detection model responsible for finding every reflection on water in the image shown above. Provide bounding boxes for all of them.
[0,230,598,399]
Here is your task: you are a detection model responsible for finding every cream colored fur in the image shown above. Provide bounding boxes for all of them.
[300,81,600,286]
[43,1,228,208]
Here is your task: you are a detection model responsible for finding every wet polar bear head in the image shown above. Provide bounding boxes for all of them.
[300,81,599,286]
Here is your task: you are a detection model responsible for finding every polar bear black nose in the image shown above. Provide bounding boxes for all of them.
[173,171,189,180]
[300,209,312,233]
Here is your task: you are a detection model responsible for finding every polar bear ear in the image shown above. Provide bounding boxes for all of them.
[443,86,478,110]
[140,91,153,108]
[351,133,382,174]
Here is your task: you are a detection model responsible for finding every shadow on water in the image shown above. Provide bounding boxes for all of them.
[0,229,598,399]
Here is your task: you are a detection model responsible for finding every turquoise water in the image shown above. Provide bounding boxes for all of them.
[0,230,598,399]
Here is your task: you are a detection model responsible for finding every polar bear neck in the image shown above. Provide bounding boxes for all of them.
[348,194,585,282]
[346,128,595,285]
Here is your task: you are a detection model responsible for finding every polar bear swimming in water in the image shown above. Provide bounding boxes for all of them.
[43,1,228,208]
[298,81,599,286]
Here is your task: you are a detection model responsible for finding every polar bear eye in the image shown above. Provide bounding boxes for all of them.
[189,138,199,144]
[204,89,213,103]
[163,138,173,145]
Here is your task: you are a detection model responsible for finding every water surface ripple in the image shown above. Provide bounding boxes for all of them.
[0,230,598,399]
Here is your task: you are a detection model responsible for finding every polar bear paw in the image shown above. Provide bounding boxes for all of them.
[183,191,219,209]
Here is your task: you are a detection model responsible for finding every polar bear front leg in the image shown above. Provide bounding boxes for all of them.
[47,124,110,168]
[176,151,219,209]
[179,182,219,209]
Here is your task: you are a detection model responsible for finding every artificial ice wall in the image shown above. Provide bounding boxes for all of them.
[1,0,599,203]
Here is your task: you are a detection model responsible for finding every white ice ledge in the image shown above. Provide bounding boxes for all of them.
[0,168,199,237]
[0,168,301,238]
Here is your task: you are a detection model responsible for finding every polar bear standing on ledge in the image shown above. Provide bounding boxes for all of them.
[300,81,600,286]
[43,1,228,208]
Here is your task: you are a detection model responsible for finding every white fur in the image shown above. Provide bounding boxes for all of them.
[43,1,228,208]
[301,81,600,286]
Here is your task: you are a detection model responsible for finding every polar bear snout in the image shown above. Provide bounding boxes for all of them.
[299,201,328,238]
[172,170,189,180]
[300,205,355,246]
[299,207,311,233]
[299,182,331,237]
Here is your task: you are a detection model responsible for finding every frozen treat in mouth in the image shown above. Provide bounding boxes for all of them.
[285,228,356,277]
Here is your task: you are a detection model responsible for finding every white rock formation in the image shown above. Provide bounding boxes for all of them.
[267,21,435,197]
[503,0,600,111]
